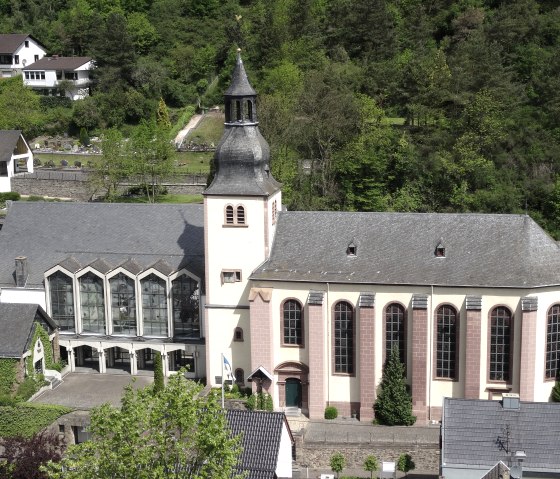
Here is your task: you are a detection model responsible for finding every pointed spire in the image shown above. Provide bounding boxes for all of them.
[225,49,256,97]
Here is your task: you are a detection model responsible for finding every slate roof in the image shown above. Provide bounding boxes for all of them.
[226,410,292,479]
[441,398,560,473]
[0,202,205,288]
[251,211,560,288]
[204,125,281,196]
[23,56,92,71]
[0,303,55,358]
[0,34,44,54]
[0,130,22,162]
[225,51,256,97]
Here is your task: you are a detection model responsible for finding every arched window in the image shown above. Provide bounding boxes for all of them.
[80,273,105,334]
[334,301,354,374]
[141,274,168,337]
[234,327,244,342]
[110,273,136,336]
[235,368,245,384]
[235,100,242,121]
[385,303,406,366]
[283,300,303,346]
[172,275,199,339]
[546,305,560,379]
[236,206,245,224]
[436,305,458,379]
[489,306,512,381]
[225,205,234,224]
[49,271,75,332]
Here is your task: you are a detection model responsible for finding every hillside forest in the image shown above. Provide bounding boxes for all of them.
[2,0,560,237]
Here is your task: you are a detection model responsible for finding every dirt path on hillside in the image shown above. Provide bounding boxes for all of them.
[174,114,203,148]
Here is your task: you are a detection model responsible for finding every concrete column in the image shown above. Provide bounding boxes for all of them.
[68,348,76,372]
[358,292,376,422]
[411,294,428,422]
[161,351,169,377]
[464,296,482,399]
[520,297,538,402]
[249,288,274,390]
[307,291,325,420]
[98,348,106,374]
[130,350,137,375]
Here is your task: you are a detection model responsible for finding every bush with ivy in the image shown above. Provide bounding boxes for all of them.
[0,403,72,437]
[324,406,338,419]
[0,359,18,396]
[245,392,273,411]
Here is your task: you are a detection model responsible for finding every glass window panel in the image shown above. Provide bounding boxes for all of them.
[172,275,200,338]
[283,300,302,345]
[110,273,137,336]
[80,273,105,334]
[141,274,168,337]
[49,272,75,332]
[334,301,354,374]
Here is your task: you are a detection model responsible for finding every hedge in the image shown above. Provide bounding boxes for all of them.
[0,403,72,438]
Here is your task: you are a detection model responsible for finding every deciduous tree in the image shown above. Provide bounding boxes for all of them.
[44,373,243,479]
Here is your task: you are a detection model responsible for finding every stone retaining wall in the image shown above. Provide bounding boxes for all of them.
[11,170,207,201]
[294,439,440,472]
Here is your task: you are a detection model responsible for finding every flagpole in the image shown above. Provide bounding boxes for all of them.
[221,353,225,408]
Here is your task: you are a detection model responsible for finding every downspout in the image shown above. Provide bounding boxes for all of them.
[327,282,330,405]
[429,284,434,422]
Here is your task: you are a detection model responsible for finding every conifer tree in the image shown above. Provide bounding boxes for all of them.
[153,352,164,394]
[374,345,416,426]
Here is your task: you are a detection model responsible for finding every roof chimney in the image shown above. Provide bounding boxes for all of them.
[15,256,28,287]
[502,393,520,410]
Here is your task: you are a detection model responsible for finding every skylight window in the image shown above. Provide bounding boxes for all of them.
[346,241,357,256]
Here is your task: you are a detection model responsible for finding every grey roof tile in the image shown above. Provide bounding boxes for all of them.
[0,202,205,288]
[0,34,44,54]
[226,410,290,479]
[85,258,113,274]
[0,130,22,162]
[252,211,560,288]
[23,56,91,71]
[57,256,82,273]
[442,398,560,472]
[0,303,55,358]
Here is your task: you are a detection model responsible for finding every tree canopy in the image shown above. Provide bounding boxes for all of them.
[44,373,243,479]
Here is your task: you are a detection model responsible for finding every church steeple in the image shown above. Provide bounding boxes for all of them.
[204,50,280,197]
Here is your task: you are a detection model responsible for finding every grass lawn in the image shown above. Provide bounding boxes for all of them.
[185,112,224,146]
[116,194,203,204]
[34,151,212,175]
[0,403,72,437]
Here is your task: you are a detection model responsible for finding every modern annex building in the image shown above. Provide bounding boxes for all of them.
[1,53,560,422]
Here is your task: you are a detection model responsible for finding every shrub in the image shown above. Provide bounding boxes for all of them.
[231,383,240,395]
[46,160,55,168]
[60,159,68,167]
[364,454,379,479]
[74,160,82,167]
[27,195,44,201]
[15,377,42,401]
[397,453,415,475]
[330,452,346,479]
[153,353,164,394]
[0,395,17,406]
[324,406,338,419]
[246,394,256,410]
[33,158,41,166]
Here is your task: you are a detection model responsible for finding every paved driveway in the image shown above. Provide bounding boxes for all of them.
[32,373,153,409]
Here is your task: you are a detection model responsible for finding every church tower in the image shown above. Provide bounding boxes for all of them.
[204,50,281,387]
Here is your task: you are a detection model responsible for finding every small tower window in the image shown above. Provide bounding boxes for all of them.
[225,205,234,224]
[347,241,357,256]
[236,100,242,121]
[236,206,245,224]
[225,101,232,123]
[234,327,244,342]
[247,100,253,121]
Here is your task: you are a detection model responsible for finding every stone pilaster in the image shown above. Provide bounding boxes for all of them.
[520,296,538,402]
[464,295,482,399]
[308,291,325,420]
[249,288,274,392]
[412,294,428,422]
[358,292,375,422]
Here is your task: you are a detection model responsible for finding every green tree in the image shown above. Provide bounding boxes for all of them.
[89,128,132,200]
[364,454,379,479]
[129,118,175,203]
[153,352,164,394]
[374,345,416,426]
[551,379,560,402]
[330,452,345,479]
[397,453,415,476]
[0,76,44,137]
[156,98,171,128]
[44,373,243,479]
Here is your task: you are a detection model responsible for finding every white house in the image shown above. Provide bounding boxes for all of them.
[23,56,93,100]
[0,34,46,78]
[0,130,34,193]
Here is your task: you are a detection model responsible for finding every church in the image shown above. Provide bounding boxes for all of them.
[1,52,560,423]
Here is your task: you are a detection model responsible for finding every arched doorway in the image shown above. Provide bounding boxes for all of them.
[285,378,302,408]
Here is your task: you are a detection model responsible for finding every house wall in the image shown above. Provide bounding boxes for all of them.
[14,39,45,71]
[247,281,560,421]
[0,287,46,306]
[276,423,293,478]
[204,192,281,387]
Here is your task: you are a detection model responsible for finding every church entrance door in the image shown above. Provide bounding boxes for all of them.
[285,378,301,407]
